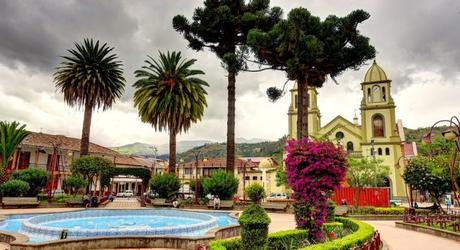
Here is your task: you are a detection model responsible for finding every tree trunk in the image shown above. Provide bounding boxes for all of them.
[297,75,309,139]
[169,131,177,174]
[226,70,236,173]
[80,102,93,156]
[354,187,362,209]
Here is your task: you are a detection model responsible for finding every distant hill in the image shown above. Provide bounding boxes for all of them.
[404,125,449,143]
[112,126,446,161]
[111,137,268,157]
[177,136,287,163]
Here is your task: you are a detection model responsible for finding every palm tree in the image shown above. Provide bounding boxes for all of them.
[54,39,125,156]
[0,121,30,182]
[133,51,208,173]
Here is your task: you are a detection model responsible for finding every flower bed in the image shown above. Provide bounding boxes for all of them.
[209,217,378,250]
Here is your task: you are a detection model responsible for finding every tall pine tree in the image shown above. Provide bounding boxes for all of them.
[248,8,376,139]
[173,0,281,173]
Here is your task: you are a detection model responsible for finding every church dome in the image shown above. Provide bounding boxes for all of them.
[364,60,388,82]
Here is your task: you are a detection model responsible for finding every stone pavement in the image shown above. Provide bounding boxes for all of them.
[104,197,141,209]
[367,220,460,250]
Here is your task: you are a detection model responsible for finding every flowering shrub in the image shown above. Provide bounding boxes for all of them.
[285,138,347,241]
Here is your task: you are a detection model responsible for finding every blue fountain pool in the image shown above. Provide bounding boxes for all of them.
[0,209,238,243]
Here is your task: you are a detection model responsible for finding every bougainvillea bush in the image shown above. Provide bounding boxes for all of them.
[285,138,347,241]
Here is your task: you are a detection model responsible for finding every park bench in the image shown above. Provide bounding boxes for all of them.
[208,200,234,210]
[2,197,40,208]
[152,198,173,207]
[261,202,288,212]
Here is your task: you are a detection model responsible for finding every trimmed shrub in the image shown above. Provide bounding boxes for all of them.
[238,204,271,250]
[63,174,88,195]
[326,200,336,222]
[1,179,30,197]
[149,174,181,199]
[245,183,266,203]
[190,178,205,198]
[12,167,47,196]
[209,229,308,250]
[202,170,238,200]
[302,217,374,250]
[349,206,405,215]
[267,229,309,250]
[209,238,242,250]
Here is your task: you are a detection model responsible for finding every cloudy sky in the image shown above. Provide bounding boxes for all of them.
[0,0,459,147]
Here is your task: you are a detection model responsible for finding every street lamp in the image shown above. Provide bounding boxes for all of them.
[192,150,204,204]
[423,116,460,206]
[242,159,252,202]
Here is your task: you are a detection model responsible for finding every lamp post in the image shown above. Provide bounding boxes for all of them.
[395,156,412,207]
[242,159,252,202]
[423,116,460,207]
[192,150,203,204]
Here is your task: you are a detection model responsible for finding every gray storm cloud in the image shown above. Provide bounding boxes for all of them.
[0,0,459,146]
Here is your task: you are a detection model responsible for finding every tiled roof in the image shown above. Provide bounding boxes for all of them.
[21,132,117,155]
[178,158,246,168]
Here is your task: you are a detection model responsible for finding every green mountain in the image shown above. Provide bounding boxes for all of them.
[111,126,447,161]
[177,136,287,163]
[110,138,268,157]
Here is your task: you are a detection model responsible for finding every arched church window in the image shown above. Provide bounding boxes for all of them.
[335,131,344,140]
[346,141,354,152]
[382,87,386,101]
[372,114,385,137]
[367,88,371,102]
[372,85,380,102]
[378,148,383,155]
[385,147,390,155]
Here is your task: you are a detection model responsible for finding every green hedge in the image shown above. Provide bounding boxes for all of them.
[208,229,308,250]
[349,206,432,215]
[302,217,374,250]
[210,218,375,250]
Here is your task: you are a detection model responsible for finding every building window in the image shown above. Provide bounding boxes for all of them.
[367,88,371,102]
[252,176,258,181]
[382,87,386,101]
[385,148,390,155]
[184,168,192,175]
[335,131,344,140]
[378,148,383,156]
[346,142,354,152]
[294,94,298,109]
[372,114,385,137]
[245,176,250,180]
[18,151,30,170]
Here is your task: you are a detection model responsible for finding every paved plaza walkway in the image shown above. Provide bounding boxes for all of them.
[0,208,459,249]
[367,220,459,250]
[105,197,141,208]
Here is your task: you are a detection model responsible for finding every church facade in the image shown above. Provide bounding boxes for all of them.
[287,61,413,199]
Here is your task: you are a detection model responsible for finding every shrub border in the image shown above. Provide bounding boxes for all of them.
[209,217,375,250]
[208,229,308,250]
[301,217,374,250]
